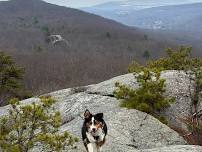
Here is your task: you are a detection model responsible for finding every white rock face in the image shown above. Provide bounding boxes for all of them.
[160,70,195,129]
[87,70,197,129]
[57,93,186,151]
[86,73,138,96]
[1,70,201,152]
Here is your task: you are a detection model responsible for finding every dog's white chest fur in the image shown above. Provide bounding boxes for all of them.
[86,132,96,143]
[86,131,105,152]
[87,143,97,152]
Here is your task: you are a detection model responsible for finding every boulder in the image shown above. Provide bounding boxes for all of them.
[87,70,196,129]
[56,92,186,151]
[160,71,195,129]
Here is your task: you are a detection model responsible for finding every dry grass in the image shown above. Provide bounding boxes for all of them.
[174,113,202,145]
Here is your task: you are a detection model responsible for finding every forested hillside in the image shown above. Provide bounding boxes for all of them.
[0,0,179,95]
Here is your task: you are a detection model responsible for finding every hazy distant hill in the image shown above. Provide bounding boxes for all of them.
[82,0,198,12]
[0,0,184,95]
[105,3,202,32]
[124,3,202,51]
[83,2,202,55]
[83,2,202,37]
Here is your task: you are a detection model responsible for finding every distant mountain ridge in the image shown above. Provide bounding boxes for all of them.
[82,1,202,31]
[82,2,202,56]
[83,0,201,11]
[0,0,151,53]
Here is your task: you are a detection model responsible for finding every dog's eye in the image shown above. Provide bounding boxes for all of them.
[87,122,92,126]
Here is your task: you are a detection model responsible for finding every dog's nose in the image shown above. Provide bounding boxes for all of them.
[92,128,96,132]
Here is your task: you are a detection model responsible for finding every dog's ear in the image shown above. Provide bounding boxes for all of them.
[84,109,91,119]
[95,113,103,119]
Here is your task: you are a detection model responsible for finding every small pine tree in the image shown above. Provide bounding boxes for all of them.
[144,34,148,40]
[0,52,29,106]
[33,17,39,25]
[41,26,51,36]
[0,96,78,152]
[106,32,111,38]
[34,45,45,53]
[128,61,145,73]
[142,50,151,60]
[114,67,174,124]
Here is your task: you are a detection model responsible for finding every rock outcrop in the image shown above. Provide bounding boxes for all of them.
[0,70,201,152]
[86,73,138,96]
[57,93,186,151]
[87,70,196,129]
[26,91,186,152]
[160,70,195,129]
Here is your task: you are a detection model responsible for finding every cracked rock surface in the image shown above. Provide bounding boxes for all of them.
[86,73,138,96]
[28,92,186,151]
[160,70,195,129]
[56,93,186,151]
[86,70,196,130]
[0,70,201,151]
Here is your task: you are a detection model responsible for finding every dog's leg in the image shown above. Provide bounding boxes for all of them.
[87,143,96,152]
[97,146,102,152]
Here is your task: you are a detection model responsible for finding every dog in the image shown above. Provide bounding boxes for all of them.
[82,109,107,152]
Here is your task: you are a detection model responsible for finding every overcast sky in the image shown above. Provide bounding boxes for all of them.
[43,0,120,8]
[1,0,202,8]
[43,0,202,8]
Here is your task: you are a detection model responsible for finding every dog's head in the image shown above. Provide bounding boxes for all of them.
[84,109,104,134]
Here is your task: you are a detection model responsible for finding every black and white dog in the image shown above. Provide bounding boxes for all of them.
[82,109,107,152]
